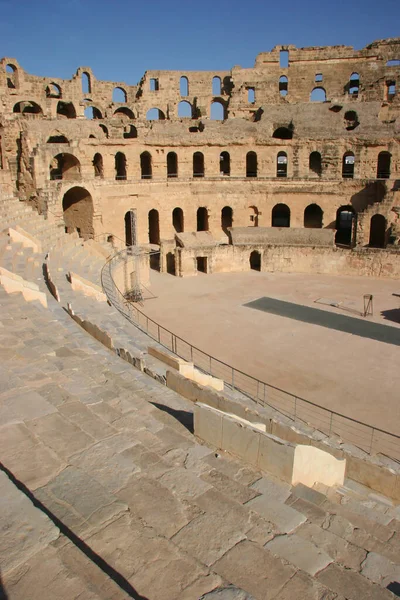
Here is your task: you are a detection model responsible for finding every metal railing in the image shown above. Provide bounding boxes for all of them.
[101,247,400,462]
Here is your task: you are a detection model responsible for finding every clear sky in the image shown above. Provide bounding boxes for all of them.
[1,0,399,84]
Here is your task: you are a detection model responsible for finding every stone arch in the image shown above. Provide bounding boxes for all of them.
[47,133,69,143]
[114,107,135,120]
[141,152,152,179]
[180,76,189,97]
[220,151,230,176]
[167,152,178,178]
[377,151,391,179]
[304,204,323,228]
[193,152,204,177]
[123,124,137,139]
[81,72,91,94]
[197,207,209,231]
[50,153,81,181]
[178,101,192,118]
[221,206,233,234]
[277,151,288,177]
[210,100,225,120]
[57,101,76,119]
[46,83,62,98]
[342,152,355,179]
[84,106,103,119]
[113,87,127,103]
[279,76,288,97]
[99,124,109,138]
[246,151,257,177]
[6,63,18,88]
[62,186,94,239]
[172,207,184,233]
[335,205,355,246]
[348,72,360,96]
[13,101,43,115]
[93,153,103,178]
[212,76,221,95]
[309,151,322,176]
[146,108,165,120]
[115,152,127,180]
[148,209,160,244]
[310,87,326,102]
[369,214,386,248]
[272,203,290,227]
[249,206,259,227]
[273,126,292,140]
[250,250,261,271]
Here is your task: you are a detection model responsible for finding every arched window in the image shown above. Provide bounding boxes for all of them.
[99,124,109,138]
[250,250,261,271]
[273,127,292,140]
[272,204,290,227]
[377,151,391,179]
[246,151,257,177]
[277,152,288,177]
[369,214,386,248]
[112,87,127,103]
[123,124,137,139]
[279,76,288,97]
[193,152,204,177]
[349,73,360,96]
[141,152,152,179]
[148,209,160,245]
[46,83,61,98]
[6,63,18,88]
[178,101,192,118]
[221,206,233,234]
[309,152,322,176]
[50,153,81,181]
[114,107,135,119]
[57,101,76,119]
[93,153,103,178]
[47,134,69,143]
[84,106,103,119]
[342,152,355,178]
[82,72,91,94]
[247,88,255,103]
[63,187,93,239]
[13,101,43,115]
[197,207,209,231]
[172,207,184,233]
[180,76,189,97]
[304,204,323,228]
[211,101,225,120]
[212,76,221,95]
[220,151,230,176]
[335,205,355,246]
[167,152,178,178]
[115,152,127,180]
[310,87,326,102]
[146,108,165,120]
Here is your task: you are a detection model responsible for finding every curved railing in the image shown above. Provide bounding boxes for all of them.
[101,246,400,462]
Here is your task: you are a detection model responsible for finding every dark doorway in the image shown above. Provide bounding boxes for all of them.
[369,214,386,248]
[193,152,204,177]
[272,204,290,227]
[335,206,355,245]
[220,151,230,176]
[377,152,391,179]
[309,152,322,176]
[62,187,94,239]
[115,152,127,180]
[221,206,233,234]
[93,153,103,178]
[166,252,176,275]
[172,207,184,233]
[148,209,160,244]
[141,152,152,179]
[167,152,178,178]
[246,152,257,177]
[197,207,209,231]
[277,152,288,177]
[196,257,207,273]
[304,204,323,228]
[250,250,261,271]
[342,153,355,178]
[150,253,160,271]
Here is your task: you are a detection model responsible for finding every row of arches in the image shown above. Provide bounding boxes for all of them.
[50,150,393,181]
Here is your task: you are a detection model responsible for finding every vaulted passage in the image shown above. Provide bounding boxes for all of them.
[335,205,355,246]
[167,152,178,177]
[246,152,257,177]
[62,187,94,239]
[172,207,184,233]
[272,204,290,227]
[50,153,80,180]
[304,204,323,228]
[197,207,209,231]
[193,152,204,177]
[250,250,261,271]
[148,209,160,244]
[221,206,233,234]
[376,152,391,179]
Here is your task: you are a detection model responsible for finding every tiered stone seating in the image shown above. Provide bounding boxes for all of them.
[0,198,399,599]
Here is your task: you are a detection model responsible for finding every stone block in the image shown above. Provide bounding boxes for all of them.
[245,494,306,533]
[265,534,332,576]
[221,414,261,468]
[257,432,295,482]
[194,402,223,448]
[292,444,346,488]
[346,455,398,501]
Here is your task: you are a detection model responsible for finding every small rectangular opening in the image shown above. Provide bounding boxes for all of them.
[280,50,289,68]
[196,256,207,273]
[247,87,255,103]
[149,78,159,91]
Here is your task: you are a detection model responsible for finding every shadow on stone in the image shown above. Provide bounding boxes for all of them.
[387,581,400,597]
[151,402,194,433]
[381,308,400,324]
[0,572,8,600]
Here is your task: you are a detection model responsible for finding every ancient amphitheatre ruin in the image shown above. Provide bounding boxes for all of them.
[0,37,400,599]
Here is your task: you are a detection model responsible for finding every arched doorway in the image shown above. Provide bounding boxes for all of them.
[249,206,259,227]
[50,153,81,180]
[250,250,261,271]
[221,206,233,234]
[93,153,103,178]
[166,252,176,275]
[167,152,178,178]
[272,204,290,227]
[304,204,323,228]
[369,214,386,248]
[197,207,209,231]
[172,207,184,233]
[148,209,160,244]
[220,151,230,176]
[309,152,322,176]
[246,152,257,177]
[62,187,94,239]
[376,152,391,179]
[335,205,355,245]
[141,152,152,179]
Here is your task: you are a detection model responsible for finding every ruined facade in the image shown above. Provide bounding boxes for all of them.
[0,38,399,276]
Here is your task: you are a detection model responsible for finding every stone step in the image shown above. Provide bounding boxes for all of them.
[265,533,333,576]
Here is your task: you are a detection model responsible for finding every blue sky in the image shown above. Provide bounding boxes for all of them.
[1,0,399,84]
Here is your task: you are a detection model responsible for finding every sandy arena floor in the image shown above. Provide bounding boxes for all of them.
[141,269,400,434]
